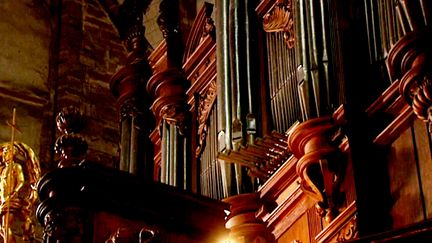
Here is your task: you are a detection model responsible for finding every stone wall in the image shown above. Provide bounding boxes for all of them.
[0,0,51,165]
[0,0,127,170]
[56,0,126,167]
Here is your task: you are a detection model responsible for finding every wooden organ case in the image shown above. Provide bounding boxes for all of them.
[35,0,432,242]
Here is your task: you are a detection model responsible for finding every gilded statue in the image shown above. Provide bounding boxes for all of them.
[0,142,40,242]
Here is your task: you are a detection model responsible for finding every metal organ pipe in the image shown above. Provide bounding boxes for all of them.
[216,0,233,199]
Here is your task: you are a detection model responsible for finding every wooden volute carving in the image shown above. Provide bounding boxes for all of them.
[262,0,295,48]
[288,117,344,222]
[224,193,274,243]
[388,1,432,130]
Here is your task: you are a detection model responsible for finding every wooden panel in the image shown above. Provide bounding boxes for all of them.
[277,213,310,243]
[387,125,424,228]
[412,119,432,218]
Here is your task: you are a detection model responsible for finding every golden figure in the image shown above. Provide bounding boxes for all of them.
[0,108,41,242]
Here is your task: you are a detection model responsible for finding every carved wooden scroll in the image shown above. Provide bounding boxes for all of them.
[388,0,432,130]
[388,31,432,130]
[262,0,295,48]
[288,117,345,222]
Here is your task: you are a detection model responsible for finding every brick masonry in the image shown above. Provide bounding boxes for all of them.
[56,0,127,167]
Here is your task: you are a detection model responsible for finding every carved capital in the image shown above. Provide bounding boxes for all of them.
[388,30,432,129]
[147,68,190,134]
[263,0,295,48]
[288,117,345,222]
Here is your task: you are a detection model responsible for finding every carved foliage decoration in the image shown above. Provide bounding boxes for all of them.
[196,80,217,157]
[263,0,295,48]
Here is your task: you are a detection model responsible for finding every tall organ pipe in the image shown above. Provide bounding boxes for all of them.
[216,0,233,198]
[245,0,253,114]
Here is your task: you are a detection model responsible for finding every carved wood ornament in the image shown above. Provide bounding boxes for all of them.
[288,117,345,222]
[262,0,295,48]
[388,0,432,130]
[195,80,217,157]
[54,106,88,168]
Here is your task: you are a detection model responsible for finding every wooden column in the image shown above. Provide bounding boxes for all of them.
[110,2,154,179]
[224,193,274,243]
[147,0,191,189]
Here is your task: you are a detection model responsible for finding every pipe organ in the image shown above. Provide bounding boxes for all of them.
[265,31,302,133]
[33,0,432,242]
